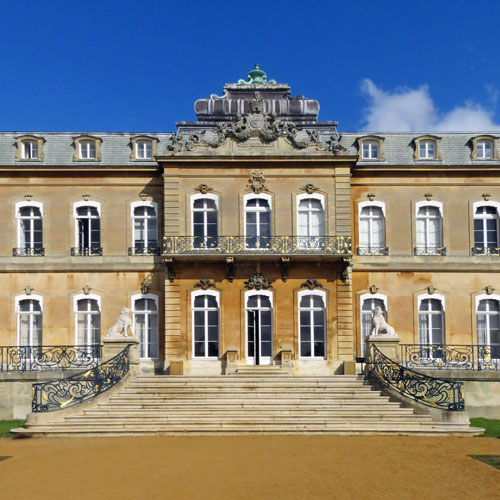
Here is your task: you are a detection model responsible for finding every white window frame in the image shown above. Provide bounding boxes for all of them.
[476,294,500,354]
[135,139,153,160]
[415,201,443,250]
[418,294,445,346]
[296,193,326,243]
[15,201,43,249]
[244,193,272,248]
[73,201,101,248]
[476,140,494,159]
[131,293,159,360]
[191,289,220,360]
[244,289,273,365]
[418,140,436,159]
[473,201,500,252]
[79,140,97,160]
[15,294,43,346]
[22,140,39,160]
[130,201,158,251]
[360,293,388,356]
[73,293,101,346]
[298,289,326,360]
[361,140,379,160]
[190,192,219,249]
[358,201,386,251]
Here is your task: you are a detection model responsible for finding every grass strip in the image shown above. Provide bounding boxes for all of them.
[469,455,500,469]
[0,420,26,438]
[469,417,500,438]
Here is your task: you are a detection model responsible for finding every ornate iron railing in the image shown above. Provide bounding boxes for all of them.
[414,246,447,256]
[12,247,45,256]
[0,345,101,372]
[163,235,352,256]
[368,344,464,411]
[128,246,161,256]
[71,246,103,256]
[32,344,130,412]
[472,247,500,256]
[357,246,389,256]
[401,344,499,371]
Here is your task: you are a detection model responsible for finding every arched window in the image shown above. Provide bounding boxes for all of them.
[418,296,445,358]
[477,297,500,360]
[245,194,271,249]
[245,290,273,366]
[191,194,218,249]
[16,295,43,346]
[299,290,326,359]
[74,295,101,346]
[473,202,500,255]
[358,202,386,255]
[131,202,158,255]
[73,202,101,256]
[415,202,443,255]
[132,294,159,359]
[192,290,219,359]
[360,294,387,357]
[15,201,43,256]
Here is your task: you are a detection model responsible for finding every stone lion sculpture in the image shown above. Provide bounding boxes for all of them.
[105,307,134,337]
[371,306,396,336]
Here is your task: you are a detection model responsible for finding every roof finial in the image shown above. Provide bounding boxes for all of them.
[238,64,276,85]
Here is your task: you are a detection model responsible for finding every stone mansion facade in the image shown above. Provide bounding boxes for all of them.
[2,66,500,375]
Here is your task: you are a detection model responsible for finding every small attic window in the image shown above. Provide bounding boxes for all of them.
[15,136,45,161]
[73,136,102,161]
[413,136,441,161]
[358,136,384,161]
[130,136,158,161]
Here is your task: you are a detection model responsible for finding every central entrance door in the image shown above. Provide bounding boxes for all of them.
[246,293,273,365]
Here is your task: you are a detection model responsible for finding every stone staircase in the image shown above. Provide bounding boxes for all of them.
[17,374,480,437]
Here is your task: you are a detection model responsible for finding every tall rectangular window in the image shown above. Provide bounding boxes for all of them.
[134,297,159,359]
[245,198,271,249]
[474,206,499,254]
[132,204,158,255]
[192,198,218,249]
[75,205,101,255]
[76,298,100,345]
[17,205,43,256]
[193,293,219,358]
[17,298,42,346]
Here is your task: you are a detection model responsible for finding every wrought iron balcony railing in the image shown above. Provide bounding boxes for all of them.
[71,246,103,256]
[369,343,464,411]
[163,235,352,256]
[414,247,447,256]
[401,344,499,371]
[0,345,101,372]
[128,246,161,256]
[357,246,389,256]
[472,247,500,256]
[12,247,45,256]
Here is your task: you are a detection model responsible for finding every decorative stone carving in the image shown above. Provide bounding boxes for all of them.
[424,192,433,201]
[369,284,378,294]
[141,274,153,295]
[194,279,216,290]
[300,279,323,290]
[24,285,33,295]
[300,183,320,194]
[105,307,134,338]
[244,272,272,290]
[195,184,213,194]
[485,285,494,295]
[246,170,268,193]
[83,285,92,295]
[371,306,396,336]
[367,193,376,201]
[326,133,346,153]
[427,285,436,295]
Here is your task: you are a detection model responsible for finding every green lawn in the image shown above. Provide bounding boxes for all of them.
[470,418,500,438]
[0,420,26,438]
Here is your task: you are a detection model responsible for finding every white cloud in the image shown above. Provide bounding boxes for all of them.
[360,79,500,132]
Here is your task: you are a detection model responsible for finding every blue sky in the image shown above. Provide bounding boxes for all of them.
[1,0,500,132]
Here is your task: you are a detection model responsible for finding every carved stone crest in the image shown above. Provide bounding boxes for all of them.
[300,279,323,290]
[300,183,320,194]
[244,272,272,290]
[246,171,268,194]
[195,184,213,194]
[194,279,216,291]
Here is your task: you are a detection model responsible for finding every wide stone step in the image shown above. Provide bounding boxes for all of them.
[108,393,388,401]
[123,386,375,393]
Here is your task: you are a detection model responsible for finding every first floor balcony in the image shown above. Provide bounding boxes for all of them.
[162,235,352,257]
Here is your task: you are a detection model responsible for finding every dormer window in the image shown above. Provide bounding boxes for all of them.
[15,135,45,161]
[414,136,441,160]
[471,136,497,160]
[130,136,158,161]
[358,136,384,161]
[73,136,102,161]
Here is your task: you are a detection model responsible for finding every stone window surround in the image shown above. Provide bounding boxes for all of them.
[130,200,158,249]
[191,288,220,361]
[73,200,101,249]
[356,135,385,161]
[129,136,158,161]
[243,192,272,240]
[130,292,159,360]
[73,135,102,162]
[72,293,101,346]
[470,135,499,160]
[413,135,442,161]
[15,293,43,346]
[15,135,45,161]
[15,200,44,249]
[189,192,220,242]
[357,200,386,250]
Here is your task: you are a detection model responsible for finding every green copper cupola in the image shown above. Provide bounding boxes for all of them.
[238,64,277,85]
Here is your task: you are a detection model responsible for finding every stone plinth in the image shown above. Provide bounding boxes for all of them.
[280,349,292,368]
[102,336,140,371]
[223,349,238,375]
[366,334,401,363]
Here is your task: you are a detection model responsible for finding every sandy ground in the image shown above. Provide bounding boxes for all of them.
[0,435,499,499]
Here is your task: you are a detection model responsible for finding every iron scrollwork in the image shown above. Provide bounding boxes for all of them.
[0,345,101,372]
[369,344,465,411]
[32,345,130,412]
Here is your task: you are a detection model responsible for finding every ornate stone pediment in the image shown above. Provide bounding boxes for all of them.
[194,279,216,290]
[300,183,320,194]
[194,184,213,194]
[244,272,272,290]
[300,279,323,290]
[246,171,268,194]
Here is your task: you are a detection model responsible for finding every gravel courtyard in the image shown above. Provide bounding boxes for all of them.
[1,435,499,499]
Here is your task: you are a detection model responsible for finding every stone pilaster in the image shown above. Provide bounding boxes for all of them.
[164,278,182,360]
